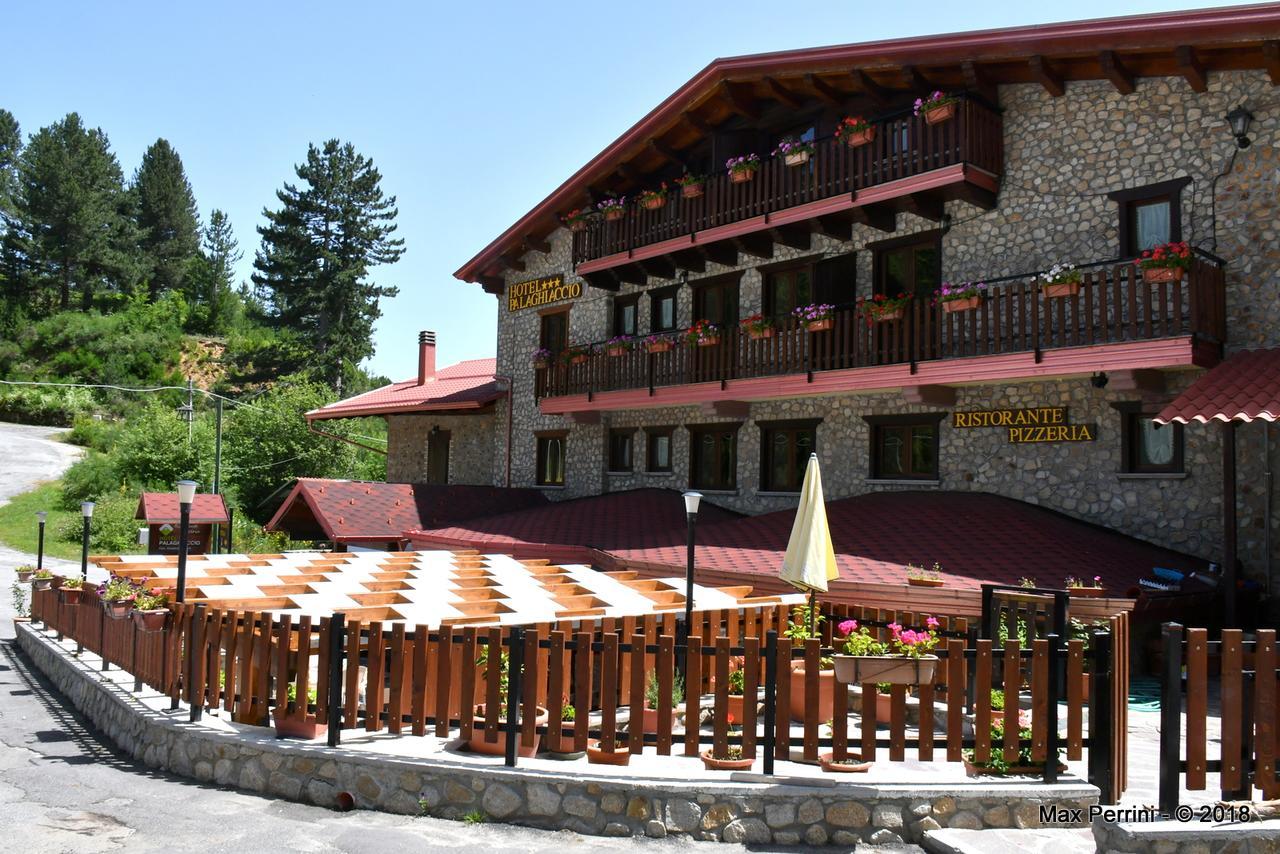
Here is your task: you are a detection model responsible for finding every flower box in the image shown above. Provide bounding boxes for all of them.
[819,752,873,774]
[942,296,982,314]
[924,102,956,125]
[872,307,905,323]
[587,738,631,766]
[700,749,754,771]
[646,341,672,354]
[133,608,168,632]
[832,654,938,687]
[681,183,704,199]
[907,577,945,588]
[845,127,875,148]
[606,346,629,357]
[273,708,328,740]
[102,600,133,620]
[16,569,33,584]
[640,196,665,211]
[806,318,833,333]
[963,758,1067,778]
[784,151,810,167]
[568,219,587,233]
[729,170,755,184]
[1042,281,1080,299]
[32,577,53,592]
[533,358,550,370]
[603,208,624,222]
[748,327,775,340]
[1068,586,1105,599]
[569,354,589,365]
[1142,267,1184,284]
[696,336,720,348]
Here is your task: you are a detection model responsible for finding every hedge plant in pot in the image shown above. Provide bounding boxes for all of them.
[641,670,683,734]
[725,658,748,721]
[685,319,720,348]
[862,293,911,323]
[1040,262,1081,299]
[794,303,835,333]
[532,347,553,369]
[98,576,137,620]
[597,196,626,222]
[700,714,753,770]
[31,569,54,591]
[563,208,590,233]
[774,136,814,167]
[832,617,940,687]
[59,576,84,605]
[587,733,631,766]
[637,183,668,211]
[725,154,760,184]
[740,314,775,340]
[470,648,549,757]
[274,682,326,740]
[132,589,169,632]
[786,604,835,723]
[936,281,986,314]
[605,335,634,357]
[644,333,675,354]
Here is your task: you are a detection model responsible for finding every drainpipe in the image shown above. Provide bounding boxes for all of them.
[494,375,513,488]
[1267,422,1275,599]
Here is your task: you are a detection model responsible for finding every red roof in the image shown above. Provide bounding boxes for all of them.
[1157,348,1280,424]
[307,358,500,421]
[412,489,1207,593]
[135,493,230,525]
[265,479,548,543]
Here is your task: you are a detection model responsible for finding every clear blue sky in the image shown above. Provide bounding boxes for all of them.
[5,0,1237,382]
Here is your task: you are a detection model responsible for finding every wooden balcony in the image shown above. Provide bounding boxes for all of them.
[572,97,1002,282]
[536,256,1227,409]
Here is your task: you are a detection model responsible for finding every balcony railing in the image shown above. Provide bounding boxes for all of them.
[571,97,1003,267]
[535,256,1226,401]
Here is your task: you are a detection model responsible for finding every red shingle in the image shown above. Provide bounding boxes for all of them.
[307,359,500,421]
[1157,348,1280,424]
[135,493,230,525]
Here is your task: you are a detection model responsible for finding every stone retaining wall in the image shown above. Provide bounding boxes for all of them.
[17,622,1098,845]
[1092,816,1280,853]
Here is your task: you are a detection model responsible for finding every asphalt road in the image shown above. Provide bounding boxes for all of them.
[0,423,776,853]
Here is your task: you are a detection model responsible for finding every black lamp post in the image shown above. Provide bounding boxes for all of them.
[175,480,197,604]
[36,510,47,573]
[79,502,94,581]
[681,491,702,673]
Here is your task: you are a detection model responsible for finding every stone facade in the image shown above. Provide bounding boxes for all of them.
[386,412,496,486]
[473,70,1280,584]
[17,621,1099,845]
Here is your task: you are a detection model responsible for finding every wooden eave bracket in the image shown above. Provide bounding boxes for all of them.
[902,385,956,407]
[699,400,751,418]
[569,411,601,425]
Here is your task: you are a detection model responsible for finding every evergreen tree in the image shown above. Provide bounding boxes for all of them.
[187,208,241,334]
[0,109,20,219]
[2,113,139,312]
[251,140,404,394]
[133,138,200,301]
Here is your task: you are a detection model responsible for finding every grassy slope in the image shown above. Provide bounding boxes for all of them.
[0,480,83,561]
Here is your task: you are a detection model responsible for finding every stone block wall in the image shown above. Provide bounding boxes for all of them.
[386,412,496,486]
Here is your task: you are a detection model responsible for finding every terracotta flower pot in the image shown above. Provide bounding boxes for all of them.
[587,738,632,766]
[102,599,133,620]
[700,749,754,771]
[1068,586,1105,598]
[1142,266,1185,283]
[725,693,747,721]
[273,708,328,740]
[640,196,665,211]
[604,209,624,222]
[963,758,1067,777]
[570,354,589,365]
[747,327,774,340]
[32,578,53,591]
[729,169,755,184]
[819,751,873,773]
[874,689,893,723]
[832,655,937,687]
[606,346,629,357]
[943,296,982,313]
[907,577,945,588]
[871,307,904,323]
[640,705,682,734]
[1042,281,1080,299]
[924,102,956,125]
[788,663,835,723]
[60,587,82,605]
[16,570,33,584]
[681,183,704,199]
[132,609,168,632]
[806,318,833,332]
[845,127,875,147]
[784,151,810,167]
[568,219,587,232]
[696,336,720,348]
[647,341,672,354]
[468,705,549,757]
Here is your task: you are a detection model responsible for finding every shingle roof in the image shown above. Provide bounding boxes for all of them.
[265,479,548,543]
[306,358,500,421]
[1156,348,1280,424]
[135,493,230,525]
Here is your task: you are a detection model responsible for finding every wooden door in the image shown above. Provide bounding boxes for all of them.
[426,431,450,485]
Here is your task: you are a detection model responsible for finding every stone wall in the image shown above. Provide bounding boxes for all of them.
[16,621,1099,846]
[1092,815,1280,853]
[386,412,496,486]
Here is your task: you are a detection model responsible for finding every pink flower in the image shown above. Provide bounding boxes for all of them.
[926,617,940,628]
[888,622,902,636]
[838,620,858,636]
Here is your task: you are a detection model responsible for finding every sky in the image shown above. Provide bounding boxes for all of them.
[3,0,1243,382]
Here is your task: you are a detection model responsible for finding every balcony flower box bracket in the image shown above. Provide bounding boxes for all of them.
[604,209,624,222]
[832,654,938,686]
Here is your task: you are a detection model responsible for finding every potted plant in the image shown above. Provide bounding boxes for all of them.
[98,576,137,620]
[1019,576,1038,589]
[819,751,873,773]
[274,682,327,740]
[1040,262,1082,299]
[962,709,1065,777]
[740,314,775,340]
[863,293,912,323]
[701,715,754,770]
[641,670,684,734]
[774,136,814,167]
[906,563,945,588]
[16,565,35,584]
[836,115,875,148]
[587,734,632,766]
[676,173,706,199]
[1135,241,1192,283]
[914,90,958,125]
[685,319,721,348]
[1066,575,1106,598]
[832,617,940,687]
[793,303,835,332]
[564,208,590,233]
[637,183,668,211]
[936,281,986,314]
[786,604,835,723]
[469,648,549,757]
[597,196,626,222]
[725,154,760,184]
[59,576,85,605]
[563,344,592,366]
[31,569,54,591]
[605,335,634,357]
[545,701,584,759]
[132,589,169,632]
[644,333,675,354]
[532,347,553,369]
[725,657,748,721]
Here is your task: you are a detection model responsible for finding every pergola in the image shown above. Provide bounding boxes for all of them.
[1157,347,1280,626]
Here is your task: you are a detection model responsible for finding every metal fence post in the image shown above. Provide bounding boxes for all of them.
[1089,629,1114,804]
[505,626,525,768]
[1044,632,1061,784]
[762,630,777,776]
[327,612,346,748]
[1158,623,1184,814]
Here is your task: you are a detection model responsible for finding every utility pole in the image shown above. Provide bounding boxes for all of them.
[212,398,223,554]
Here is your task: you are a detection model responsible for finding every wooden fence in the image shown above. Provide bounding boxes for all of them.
[29,578,1128,799]
[1158,625,1279,810]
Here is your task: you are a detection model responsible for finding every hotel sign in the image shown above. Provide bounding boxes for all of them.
[953,407,1096,444]
[507,274,581,312]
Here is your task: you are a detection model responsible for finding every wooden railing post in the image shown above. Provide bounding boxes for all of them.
[188,603,207,723]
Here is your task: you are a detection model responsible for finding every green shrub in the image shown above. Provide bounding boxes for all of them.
[0,385,98,426]
[66,416,124,452]
[56,490,142,554]
[60,452,122,509]
[113,403,215,490]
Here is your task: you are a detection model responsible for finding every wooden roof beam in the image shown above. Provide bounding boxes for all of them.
[1029,55,1065,98]
[477,274,505,295]
[615,263,649,287]
[733,233,773,260]
[961,61,998,105]
[813,213,854,242]
[523,236,551,255]
[581,270,621,291]
[670,248,707,274]
[718,81,761,121]
[769,224,811,251]
[638,256,676,280]
[899,192,946,223]
[1265,41,1280,86]
[698,243,739,268]
[851,69,891,107]
[902,65,932,93]
[1099,51,1135,95]
[849,204,896,234]
[763,76,804,110]
[1175,45,1207,93]
[499,254,526,273]
[647,138,685,168]
[805,73,844,106]
[682,112,714,136]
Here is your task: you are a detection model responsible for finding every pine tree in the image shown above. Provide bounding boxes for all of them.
[0,109,20,220]
[187,208,241,334]
[251,140,404,394]
[133,138,199,301]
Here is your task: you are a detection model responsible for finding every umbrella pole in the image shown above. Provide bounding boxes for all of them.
[808,590,817,635]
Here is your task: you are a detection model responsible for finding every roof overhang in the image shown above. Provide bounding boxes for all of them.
[305,398,496,422]
[1156,347,1280,424]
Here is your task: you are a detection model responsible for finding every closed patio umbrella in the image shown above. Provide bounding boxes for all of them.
[780,453,839,633]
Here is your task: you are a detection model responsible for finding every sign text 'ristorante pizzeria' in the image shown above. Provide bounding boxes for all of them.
[507,274,581,312]
[952,407,1096,443]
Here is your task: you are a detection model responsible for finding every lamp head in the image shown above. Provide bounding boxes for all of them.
[36,510,48,524]
[176,401,195,423]
[683,491,703,515]
[176,480,198,505]
[80,501,95,519]
[1226,106,1254,150]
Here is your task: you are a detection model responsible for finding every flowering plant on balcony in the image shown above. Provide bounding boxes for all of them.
[675,172,706,198]
[835,620,889,657]
[832,616,940,686]
[684,319,721,346]
[835,115,874,146]
[1039,262,1081,286]
[532,347,553,368]
[935,281,986,313]
[561,344,593,365]
[1135,241,1192,282]
[563,208,590,232]
[862,293,911,322]
[1065,574,1103,589]
[793,303,835,332]
[740,313,775,338]
[604,335,635,356]
[725,154,761,183]
[773,136,814,166]
[644,332,677,353]
[914,90,958,123]
[637,183,669,210]
[890,618,941,659]
[597,196,626,221]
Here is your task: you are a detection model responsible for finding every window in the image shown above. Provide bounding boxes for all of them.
[759,420,819,492]
[764,254,855,317]
[1109,178,1190,257]
[864,414,945,480]
[1115,404,1184,474]
[646,426,674,473]
[535,432,567,486]
[539,309,569,357]
[872,231,941,300]
[650,287,678,332]
[608,428,634,473]
[691,274,740,326]
[764,267,812,318]
[613,296,639,337]
[688,424,740,490]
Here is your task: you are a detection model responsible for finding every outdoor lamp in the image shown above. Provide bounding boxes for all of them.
[683,491,702,516]
[680,491,703,678]
[1226,106,1253,150]
[36,510,47,524]
[80,501,94,519]
[176,480,197,505]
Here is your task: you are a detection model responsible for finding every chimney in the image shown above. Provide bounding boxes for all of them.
[417,330,436,385]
